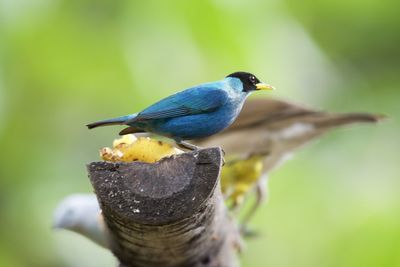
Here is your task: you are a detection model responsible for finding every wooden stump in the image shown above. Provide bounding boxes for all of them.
[87,147,239,267]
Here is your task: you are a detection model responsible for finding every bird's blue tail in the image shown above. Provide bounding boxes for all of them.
[86,114,136,129]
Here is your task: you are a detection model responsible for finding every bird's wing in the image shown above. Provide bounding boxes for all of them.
[130,86,229,122]
[226,98,316,131]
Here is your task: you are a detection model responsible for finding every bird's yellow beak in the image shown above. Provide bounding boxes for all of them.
[256,83,275,91]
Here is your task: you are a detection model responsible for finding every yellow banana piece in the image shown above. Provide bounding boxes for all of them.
[100,135,183,163]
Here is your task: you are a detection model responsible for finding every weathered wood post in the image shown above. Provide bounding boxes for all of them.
[87,147,240,267]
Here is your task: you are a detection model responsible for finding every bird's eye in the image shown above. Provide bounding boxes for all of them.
[249,76,256,84]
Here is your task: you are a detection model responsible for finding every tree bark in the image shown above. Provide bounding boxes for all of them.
[87,147,240,267]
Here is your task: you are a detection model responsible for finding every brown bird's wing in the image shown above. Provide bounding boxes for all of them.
[196,97,384,158]
[226,98,316,131]
[223,97,384,133]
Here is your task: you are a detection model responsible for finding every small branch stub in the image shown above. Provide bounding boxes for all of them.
[87,147,239,267]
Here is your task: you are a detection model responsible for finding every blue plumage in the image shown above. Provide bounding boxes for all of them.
[87,72,273,149]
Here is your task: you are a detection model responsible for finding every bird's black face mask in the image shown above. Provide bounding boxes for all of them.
[226,72,274,92]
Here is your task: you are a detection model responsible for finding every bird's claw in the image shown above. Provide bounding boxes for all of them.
[176,141,201,151]
[221,148,226,156]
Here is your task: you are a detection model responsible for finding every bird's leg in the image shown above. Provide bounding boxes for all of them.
[176,140,201,151]
[240,174,269,236]
[176,141,225,165]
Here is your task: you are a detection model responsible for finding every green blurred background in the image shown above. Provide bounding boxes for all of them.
[0,0,399,266]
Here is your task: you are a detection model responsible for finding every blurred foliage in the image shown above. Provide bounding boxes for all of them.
[0,0,399,267]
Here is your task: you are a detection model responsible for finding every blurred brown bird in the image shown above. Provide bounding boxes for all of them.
[196,97,384,231]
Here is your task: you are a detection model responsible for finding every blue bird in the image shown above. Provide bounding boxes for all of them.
[87,72,274,150]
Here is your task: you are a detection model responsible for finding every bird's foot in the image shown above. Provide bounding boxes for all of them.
[176,141,201,151]
[220,148,226,165]
[176,141,225,166]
